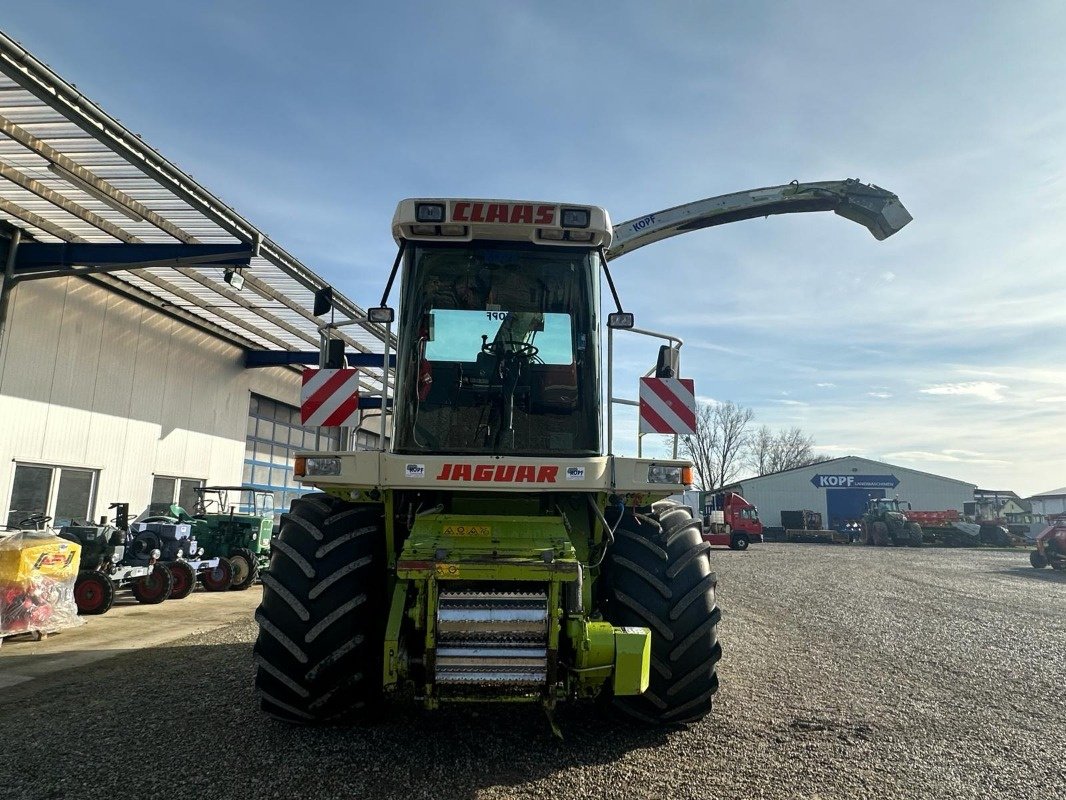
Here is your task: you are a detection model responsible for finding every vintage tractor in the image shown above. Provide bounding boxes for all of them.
[862,497,924,547]
[190,486,274,590]
[252,181,911,725]
[58,503,166,613]
[1029,519,1066,570]
[131,505,233,595]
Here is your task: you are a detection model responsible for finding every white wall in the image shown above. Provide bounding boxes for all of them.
[0,276,301,523]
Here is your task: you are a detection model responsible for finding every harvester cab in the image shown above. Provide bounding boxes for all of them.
[253,181,911,727]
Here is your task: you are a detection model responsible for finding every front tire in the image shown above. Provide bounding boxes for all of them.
[253,493,386,724]
[200,558,234,592]
[132,564,173,604]
[730,533,750,551]
[602,500,721,725]
[168,561,196,599]
[228,548,260,591]
[1030,551,1048,569]
[74,571,115,615]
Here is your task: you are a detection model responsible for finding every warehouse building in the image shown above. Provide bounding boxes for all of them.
[0,34,389,529]
[722,456,976,532]
[1028,487,1066,519]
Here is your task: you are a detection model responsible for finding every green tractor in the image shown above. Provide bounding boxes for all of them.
[862,497,924,547]
[191,487,275,590]
[252,182,911,725]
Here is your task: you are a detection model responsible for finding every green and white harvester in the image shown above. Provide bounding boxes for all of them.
[253,181,911,725]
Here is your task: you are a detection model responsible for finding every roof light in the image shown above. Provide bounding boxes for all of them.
[538,229,565,241]
[567,230,594,242]
[561,208,590,228]
[440,224,467,237]
[223,267,245,291]
[608,312,634,329]
[411,224,437,235]
[415,203,446,223]
[368,306,395,323]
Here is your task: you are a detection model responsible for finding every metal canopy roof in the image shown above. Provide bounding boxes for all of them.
[0,30,389,393]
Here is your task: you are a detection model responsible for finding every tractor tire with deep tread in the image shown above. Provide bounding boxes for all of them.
[74,571,115,615]
[602,500,721,725]
[253,493,386,724]
[132,563,173,604]
[904,522,924,548]
[1030,551,1047,569]
[168,561,196,599]
[228,548,260,590]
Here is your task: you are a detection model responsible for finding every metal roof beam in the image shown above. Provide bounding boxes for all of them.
[0,160,138,242]
[0,31,389,347]
[9,242,253,280]
[0,109,383,359]
[0,111,197,243]
[245,350,397,369]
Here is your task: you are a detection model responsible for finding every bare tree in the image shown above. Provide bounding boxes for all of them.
[745,425,827,474]
[679,403,717,490]
[679,401,754,490]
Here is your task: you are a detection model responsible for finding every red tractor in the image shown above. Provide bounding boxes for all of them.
[1030,519,1066,570]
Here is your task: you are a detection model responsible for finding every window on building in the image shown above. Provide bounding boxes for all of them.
[150,476,204,514]
[246,394,344,521]
[5,463,98,529]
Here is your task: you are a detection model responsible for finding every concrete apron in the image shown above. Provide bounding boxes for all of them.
[0,585,261,691]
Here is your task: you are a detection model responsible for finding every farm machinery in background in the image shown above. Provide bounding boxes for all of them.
[1029,517,1066,570]
[252,180,911,725]
[59,504,170,613]
[862,498,924,547]
[190,487,275,590]
[903,509,1022,548]
[674,490,763,550]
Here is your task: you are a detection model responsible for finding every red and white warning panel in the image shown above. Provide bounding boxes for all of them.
[300,368,360,427]
[639,377,697,435]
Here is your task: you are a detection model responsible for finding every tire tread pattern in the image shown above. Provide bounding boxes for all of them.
[253,493,384,724]
[603,501,720,725]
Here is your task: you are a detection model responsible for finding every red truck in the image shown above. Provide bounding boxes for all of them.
[702,491,763,550]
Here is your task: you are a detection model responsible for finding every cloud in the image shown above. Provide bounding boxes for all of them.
[919,382,1008,402]
[867,391,893,398]
[816,382,836,388]
[884,450,1011,466]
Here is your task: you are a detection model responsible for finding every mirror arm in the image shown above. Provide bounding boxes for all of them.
[378,240,407,309]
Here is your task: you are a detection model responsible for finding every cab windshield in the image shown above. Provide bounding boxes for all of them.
[393,241,599,455]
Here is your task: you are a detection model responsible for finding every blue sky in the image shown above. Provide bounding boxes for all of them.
[5,2,1064,496]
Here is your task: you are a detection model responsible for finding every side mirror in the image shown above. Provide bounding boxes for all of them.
[607,312,634,329]
[368,306,395,323]
[655,345,679,378]
[324,338,346,369]
[313,286,334,317]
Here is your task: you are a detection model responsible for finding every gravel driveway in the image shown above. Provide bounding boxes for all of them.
[1,544,1062,800]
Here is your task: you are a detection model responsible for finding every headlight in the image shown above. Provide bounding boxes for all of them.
[150,548,161,560]
[111,551,123,563]
[301,457,341,477]
[647,465,694,485]
[176,549,184,559]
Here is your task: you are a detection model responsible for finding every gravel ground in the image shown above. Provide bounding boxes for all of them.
[1,544,1063,800]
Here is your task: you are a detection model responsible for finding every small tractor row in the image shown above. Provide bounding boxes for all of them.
[54,487,274,615]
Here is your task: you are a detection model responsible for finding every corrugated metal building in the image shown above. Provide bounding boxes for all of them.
[0,33,389,529]
[722,456,976,531]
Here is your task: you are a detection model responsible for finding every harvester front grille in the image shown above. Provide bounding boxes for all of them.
[435,591,548,687]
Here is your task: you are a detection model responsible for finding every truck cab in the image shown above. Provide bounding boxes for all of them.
[703,491,763,550]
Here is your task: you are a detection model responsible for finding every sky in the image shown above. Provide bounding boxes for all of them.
[4,2,1064,496]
